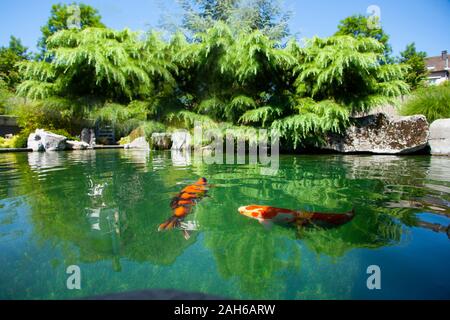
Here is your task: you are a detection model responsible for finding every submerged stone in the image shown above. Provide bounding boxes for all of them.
[324,113,429,154]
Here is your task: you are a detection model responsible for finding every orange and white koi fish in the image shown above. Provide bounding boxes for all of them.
[158,177,208,239]
[238,205,354,229]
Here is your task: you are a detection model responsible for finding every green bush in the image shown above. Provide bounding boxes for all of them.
[12,131,29,148]
[0,80,13,114]
[0,136,17,148]
[401,81,450,122]
[118,120,166,144]
[0,129,31,148]
[50,129,79,141]
[11,98,88,136]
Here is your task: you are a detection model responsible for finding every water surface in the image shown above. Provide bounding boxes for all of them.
[0,150,449,299]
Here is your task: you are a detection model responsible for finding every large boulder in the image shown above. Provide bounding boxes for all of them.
[66,140,90,150]
[27,132,44,152]
[171,130,192,150]
[324,113,429,154]
[429,119,450,156]
[151,133,172,150]
[27,129,67,152]
[124,136,150,150]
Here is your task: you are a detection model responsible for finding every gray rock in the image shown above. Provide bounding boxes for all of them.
[429,119,450,156]
[27,129,67,152]
[81,128,96,146]
[151,133,172,150]
[27,132,44,152]
[324,113,429,154]
[66,140,90,150]
[124,136,150,150]
[171,130,192,150]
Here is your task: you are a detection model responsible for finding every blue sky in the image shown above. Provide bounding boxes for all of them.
[0,0,448,57]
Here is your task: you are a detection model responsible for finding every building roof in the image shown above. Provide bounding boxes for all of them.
[425,55,448,72]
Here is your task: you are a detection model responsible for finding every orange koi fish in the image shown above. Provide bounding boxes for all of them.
[158,177,208,239]
[238,205,354,229]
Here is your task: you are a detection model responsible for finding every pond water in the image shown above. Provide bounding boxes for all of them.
[0,150,449,300]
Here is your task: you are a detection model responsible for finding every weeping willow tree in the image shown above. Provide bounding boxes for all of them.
[13,21,409,148]
[18,27,175,101]
[14,27,175,138]
[167,22,295,131]
[270,35,409,147]
[170,27,408,148]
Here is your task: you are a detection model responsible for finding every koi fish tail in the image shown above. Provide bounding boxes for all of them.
[158,216,182,231]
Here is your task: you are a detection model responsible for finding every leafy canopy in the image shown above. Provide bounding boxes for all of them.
[171,22,295,125]
[18,28,175,102]
[271,35,409,147]
[38,2,105,56]
[335,14,392,60]
[177,0,291,41]
[0,36,30,89]
[398,42,428,90]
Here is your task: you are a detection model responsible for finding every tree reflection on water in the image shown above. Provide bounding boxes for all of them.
[0,151,448,299]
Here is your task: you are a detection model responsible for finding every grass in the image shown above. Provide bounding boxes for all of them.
[401,81,450,123]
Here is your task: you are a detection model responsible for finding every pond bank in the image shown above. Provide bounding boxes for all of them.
[0,145,124,153]
[1,113,449,156]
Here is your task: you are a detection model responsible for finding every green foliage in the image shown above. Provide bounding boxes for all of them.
[0,36,30,89]
[335,14,392,59]
[239,106,283,127]
[0,80,14,114]
[11,97,90,136]
[272,99,350,147]
[264,35,409,147]
[12,6,410,147]
[167,110,218,128]
[177,0,291,41]
[0,135,19,148]
[38,2,105,56]
[18,28,175,102]
[401,81,450,122]
[118,120,166,144]
[398,43,428,90]
[91,102,147,124]
[293,36,409,114]
[173,22,294,125]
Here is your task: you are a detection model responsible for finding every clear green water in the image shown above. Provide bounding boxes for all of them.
[0,150,449,300]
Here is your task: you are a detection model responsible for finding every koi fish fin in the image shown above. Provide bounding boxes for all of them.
[182,229,191,240]
[170,197,181,209]
[158,216,181,231]
[348,207,355,217]
[258,218,273,230]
